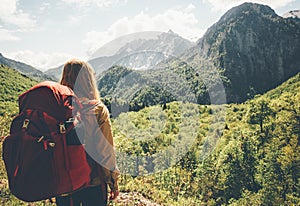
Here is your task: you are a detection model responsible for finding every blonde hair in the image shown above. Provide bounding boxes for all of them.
[60,58,100,100]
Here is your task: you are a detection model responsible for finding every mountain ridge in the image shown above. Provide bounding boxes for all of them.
[45,31,193,80]
[97,2,300,108]
[0,53,53,82]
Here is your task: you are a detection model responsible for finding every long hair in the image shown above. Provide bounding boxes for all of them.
[60,59,100,100]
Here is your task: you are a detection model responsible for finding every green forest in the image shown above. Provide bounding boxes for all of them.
[0,64,299,205]
[113,72,300,205]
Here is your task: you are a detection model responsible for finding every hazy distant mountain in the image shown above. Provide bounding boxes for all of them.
[45,65,63,81]
[98,3,300,108]
[0,53,52,82]
[282,10,300,18]
[45,30,193,80]
[90,30,193,73]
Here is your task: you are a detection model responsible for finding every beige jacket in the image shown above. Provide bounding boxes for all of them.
[80,98,119,192]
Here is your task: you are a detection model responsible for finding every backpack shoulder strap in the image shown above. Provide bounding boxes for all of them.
[80,100,102,113]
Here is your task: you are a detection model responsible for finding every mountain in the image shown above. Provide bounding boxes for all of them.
[282,10,300,18]
[45,65,63,81]
[180,2,300,103]
[97,3,300,107]
[90,30,193,73]
[0,53,53,82]
[45,30,193,80]
[97,65,133,97]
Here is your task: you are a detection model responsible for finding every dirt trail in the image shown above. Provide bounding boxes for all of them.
[111,192,161,206]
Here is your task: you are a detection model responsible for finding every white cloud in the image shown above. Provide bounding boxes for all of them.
[203,0,296,12]
[0,0,36,28]
[0,29,20,41]
[83,4,205,56]
[3,50,78,71]
[67,15,82,24]
[67,13,87,25]
[61,0,127,7]
[39,2,51,13]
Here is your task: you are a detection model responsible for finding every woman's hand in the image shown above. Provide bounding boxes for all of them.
[109,190,119,200]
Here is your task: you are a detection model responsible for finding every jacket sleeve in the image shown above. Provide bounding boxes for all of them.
[93,104,119,191]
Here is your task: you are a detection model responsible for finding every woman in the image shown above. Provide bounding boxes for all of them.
[57,59,119,206]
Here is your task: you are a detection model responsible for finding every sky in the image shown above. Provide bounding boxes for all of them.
[0,0,299,71]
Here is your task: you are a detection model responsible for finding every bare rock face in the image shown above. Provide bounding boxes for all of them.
[184,3,300,103]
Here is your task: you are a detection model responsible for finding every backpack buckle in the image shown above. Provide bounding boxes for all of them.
[48,142,56,148]
[22,119,30,129]
[59,123,66,134]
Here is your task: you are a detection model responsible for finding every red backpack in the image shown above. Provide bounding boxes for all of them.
[2,81,91,202]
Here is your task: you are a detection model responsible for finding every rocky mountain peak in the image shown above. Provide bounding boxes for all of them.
[219,2,277,23]
[195,3,281,54]
[167,29,175,34]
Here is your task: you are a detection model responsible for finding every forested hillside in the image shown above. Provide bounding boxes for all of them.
[113,73,300,205]
[0,68,299,205]
[0,65,36,135]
